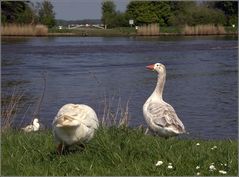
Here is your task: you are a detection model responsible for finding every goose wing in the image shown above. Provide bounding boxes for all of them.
[147,102,185,133]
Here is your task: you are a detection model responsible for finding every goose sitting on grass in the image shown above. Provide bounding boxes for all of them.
[22,118,40,132]
[52,103,99,154]
[143,63,186,138]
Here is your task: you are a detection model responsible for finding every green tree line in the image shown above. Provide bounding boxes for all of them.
[1,1,56,28]
[101,1,238,28]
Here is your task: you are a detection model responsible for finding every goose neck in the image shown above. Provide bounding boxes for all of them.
[153,73,166,100]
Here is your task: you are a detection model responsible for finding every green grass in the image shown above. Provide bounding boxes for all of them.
[159,26,182,34]
[48,27,136,36]
[49,26,237,37]
[1,127,238,176]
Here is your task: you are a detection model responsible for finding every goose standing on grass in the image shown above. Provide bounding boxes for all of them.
[52,103,99,154]
[22,118,40,132]
[143,63,185,138]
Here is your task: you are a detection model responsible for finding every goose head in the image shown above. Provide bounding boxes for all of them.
[33,118,40,131]
[146,63,166,74]
[33,118,39,125]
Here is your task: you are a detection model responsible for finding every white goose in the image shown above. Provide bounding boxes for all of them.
[52,103,99,154]
[143,63,185,138]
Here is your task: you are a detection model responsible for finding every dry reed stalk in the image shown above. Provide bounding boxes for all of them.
[1,24,48,36]
[118,98,130,127]
[137,23,160,36]
[183,24,225,35]
[32,72,47,119]
[88,71,131,127]
[35,25,48,36]
[1,88,24,132]
[100,94,131,127]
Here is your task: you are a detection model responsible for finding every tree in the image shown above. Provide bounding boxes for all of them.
[168,1,226,26]
[126,1,172,26]
[204,1,238,26]
[101,0,116,28]
[113,11,129,27]
[38,0,56,28]
[167,1,196,26]
[1,1,35,24]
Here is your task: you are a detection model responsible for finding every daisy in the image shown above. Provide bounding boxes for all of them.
[211,145,218,150]
[209,164,216,171]
[155,161,163,166]
[219,170,227,174]
[167,165,173,169]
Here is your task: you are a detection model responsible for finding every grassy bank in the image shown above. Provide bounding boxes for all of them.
[48,27,136,36]
[1,24,237,37]
[2,127,238,176]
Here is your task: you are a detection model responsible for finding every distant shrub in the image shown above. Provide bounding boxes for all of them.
[169,6,226,26]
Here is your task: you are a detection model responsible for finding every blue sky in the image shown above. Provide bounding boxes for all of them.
[50,0,131,20]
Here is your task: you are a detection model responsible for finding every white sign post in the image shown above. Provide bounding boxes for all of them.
[129,19,134,27]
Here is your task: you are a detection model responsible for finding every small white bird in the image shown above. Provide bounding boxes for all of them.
[22,118,40,132]
[143,63,185,138]
[52,103,99,154]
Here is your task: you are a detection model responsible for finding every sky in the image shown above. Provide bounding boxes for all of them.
[49,0,131,20]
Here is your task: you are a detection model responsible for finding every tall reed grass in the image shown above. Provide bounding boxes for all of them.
[1,88,24,132]
[1,24,48,36]
[99,94,130,127]
[183,24,226,35]
[137,23,160,36]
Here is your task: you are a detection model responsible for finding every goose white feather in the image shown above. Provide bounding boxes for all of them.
[143,63,185,137]
[22,118,40,132]
[52,103,99,148]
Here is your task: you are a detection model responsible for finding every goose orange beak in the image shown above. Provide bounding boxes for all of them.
[146,64,155,70]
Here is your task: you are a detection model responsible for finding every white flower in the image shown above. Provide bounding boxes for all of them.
[219,170,227,174]
[209,164,216,171]
[167,165,173,169]
[196,172,200,175]
[196,143,200,146]
[168,162,172,165]
[196,166,200,169]
[155,161,163,166]
[211,145,218,150]
[224,163,227,166]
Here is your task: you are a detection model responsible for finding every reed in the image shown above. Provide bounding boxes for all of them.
[99,94,130,128]
[1,24,48,36]
[1,88,24,132]
[183,24,226,35]
[137,23,160,36]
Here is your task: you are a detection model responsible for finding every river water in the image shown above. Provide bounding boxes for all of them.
[2,36,238,139]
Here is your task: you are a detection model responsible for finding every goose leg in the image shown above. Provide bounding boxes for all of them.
[144,128,149,135]
[57,143,63,155]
